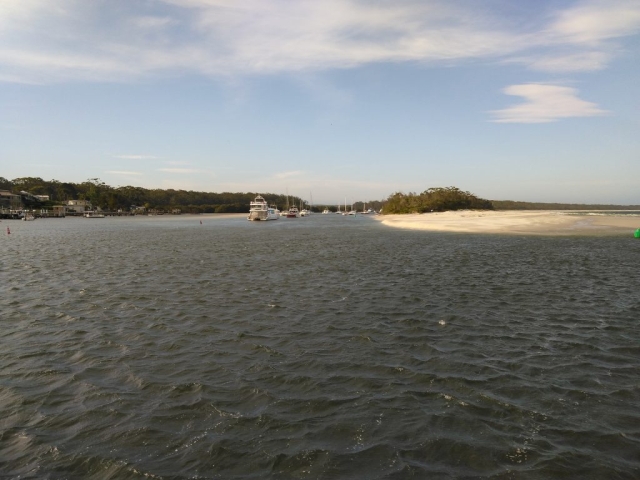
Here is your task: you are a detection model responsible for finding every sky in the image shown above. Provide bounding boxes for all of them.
[1,0,639,205]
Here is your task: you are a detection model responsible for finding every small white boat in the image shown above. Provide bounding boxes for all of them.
[340,197,353,215]
[361,204,373,214]
[322,208,330,214]
[300,209,308,217]
[22,214,36,221]
[248,195,279,221]
[84,211,105,218]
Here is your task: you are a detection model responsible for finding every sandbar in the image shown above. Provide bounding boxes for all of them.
[374,210,640,236]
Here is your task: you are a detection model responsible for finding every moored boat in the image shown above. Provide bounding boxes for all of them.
[286,206,300,218]
[248,195,279,221]
[84,211,105,218]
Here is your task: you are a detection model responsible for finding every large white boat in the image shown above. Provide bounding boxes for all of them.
[248,195,279,221]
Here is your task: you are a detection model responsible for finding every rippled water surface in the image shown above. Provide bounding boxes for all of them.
[1,215,639,479]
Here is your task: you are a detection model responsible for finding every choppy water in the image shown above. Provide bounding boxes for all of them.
[1,214,639,479]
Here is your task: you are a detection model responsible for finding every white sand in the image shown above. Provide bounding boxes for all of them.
[374,210,640,236]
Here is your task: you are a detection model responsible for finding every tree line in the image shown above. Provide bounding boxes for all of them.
[0,177,304,213]
[3,176,636,214]
[1,176,386,213]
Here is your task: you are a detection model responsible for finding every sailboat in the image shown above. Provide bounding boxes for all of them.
[361,203,373,214]
[300,193,313,216]
[283,188,299,218]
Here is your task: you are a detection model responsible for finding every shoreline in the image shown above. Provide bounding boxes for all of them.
[373,210,640,236]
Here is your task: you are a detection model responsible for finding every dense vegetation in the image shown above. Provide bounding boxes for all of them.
[3,176,637,214]
[1,176,386,213]
[0,177,303,213]
[382,187,494,214]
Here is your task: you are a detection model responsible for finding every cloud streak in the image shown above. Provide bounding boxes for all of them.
[547,0,640,44]
[158,168,199,173]
[490,84,608,123]
[0,0,638,83]
[114,154,159,160]
[106,170,143,176]
[506,51,612,73]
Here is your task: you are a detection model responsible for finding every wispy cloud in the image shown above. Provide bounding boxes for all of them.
[547,0,640,44]
[164,161,191,166]
[106,170,143,176]
[1,0,638,83]
[131,16,174,30]
[490,84,608,123]
[158,168,199,173]
[507,51,612,73]
[114,154,158,160]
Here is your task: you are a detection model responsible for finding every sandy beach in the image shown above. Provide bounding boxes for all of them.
[374,210,640,236]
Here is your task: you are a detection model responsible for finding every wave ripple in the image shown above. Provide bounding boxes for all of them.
[1,216,639,478]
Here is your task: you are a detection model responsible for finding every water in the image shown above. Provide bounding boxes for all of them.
[1,215,639,479]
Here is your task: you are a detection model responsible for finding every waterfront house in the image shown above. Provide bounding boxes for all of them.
[67,199,92,214]
[52,205,67,217]
[0,190,22,210]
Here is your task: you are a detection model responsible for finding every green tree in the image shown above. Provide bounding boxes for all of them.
[0,177,12,190]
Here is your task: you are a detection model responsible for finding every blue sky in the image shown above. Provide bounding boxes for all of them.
[1,0,639,204]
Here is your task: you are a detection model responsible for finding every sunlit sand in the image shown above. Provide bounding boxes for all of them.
[375,210,640,236]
